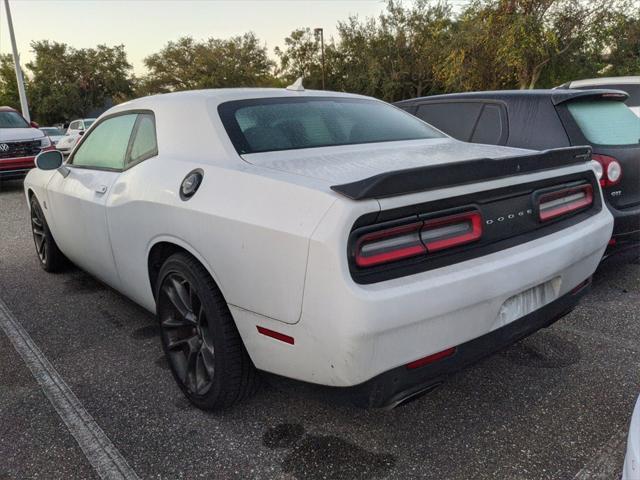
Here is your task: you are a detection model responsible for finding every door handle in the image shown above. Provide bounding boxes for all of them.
[95,185,108,194]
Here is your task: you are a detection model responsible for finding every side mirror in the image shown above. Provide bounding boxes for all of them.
[78,130,85,136]
[30,120,40,128]
[35,150,64,171]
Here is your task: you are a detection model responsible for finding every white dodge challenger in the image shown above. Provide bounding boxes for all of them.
[25,86,613,410]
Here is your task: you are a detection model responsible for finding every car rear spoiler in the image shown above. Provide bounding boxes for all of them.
[330,146,592,200]
[551,89,629,105]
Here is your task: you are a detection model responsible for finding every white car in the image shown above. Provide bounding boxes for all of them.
[25,87,613,410]
[55,118,96,154]
[624,395,640,479]
[558,76,640,117]
[39,127,66,146]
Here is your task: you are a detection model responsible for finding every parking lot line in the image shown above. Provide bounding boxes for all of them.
[0,298,140,480]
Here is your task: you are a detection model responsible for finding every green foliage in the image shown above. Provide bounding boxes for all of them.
[25,41,133,125]
[139,33,276,94]
[0,0,637,122]
[0,54,22,109]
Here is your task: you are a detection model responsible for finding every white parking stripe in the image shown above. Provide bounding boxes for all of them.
[0,298,140,480]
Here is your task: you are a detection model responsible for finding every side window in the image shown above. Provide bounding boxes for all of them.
[69,121,79,131]
[71,114,137,170]
[126,113,158,167]
[470,104,507,145]
[415,102,483,141]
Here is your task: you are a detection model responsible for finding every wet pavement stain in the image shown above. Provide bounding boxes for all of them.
[131,324,161,340]
[263,423,305,449]
[500,331,580,368]
[264,424,395,480]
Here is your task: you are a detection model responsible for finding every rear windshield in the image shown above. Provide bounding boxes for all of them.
[567,100,640,146]
[0,111,29,128]
[218,97,445,154]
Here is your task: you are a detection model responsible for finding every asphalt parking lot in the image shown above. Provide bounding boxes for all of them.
[1,178,639,480]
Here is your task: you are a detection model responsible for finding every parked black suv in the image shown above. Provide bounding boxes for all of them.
[396,89,640,251]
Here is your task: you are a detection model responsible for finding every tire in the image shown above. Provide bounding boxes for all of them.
[30,196,67,272]
[156,252,259,410]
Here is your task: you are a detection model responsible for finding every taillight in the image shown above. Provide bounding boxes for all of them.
[538,184,593,222]
[592,154,622,187]
[355,222,426,267]
[354,211,482,268]
[421,211,482,252]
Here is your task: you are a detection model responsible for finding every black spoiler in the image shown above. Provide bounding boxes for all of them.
[330,146,592,200]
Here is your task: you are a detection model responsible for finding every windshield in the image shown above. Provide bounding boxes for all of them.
[41,128,65,136]
[0,111,29,128]
[218,97,445,154]
[84,119,95,128]
[567,100,640,146]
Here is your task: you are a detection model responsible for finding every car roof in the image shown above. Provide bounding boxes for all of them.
[565,76,640,87]
[0,106,19,112]
[395,88,629,106]
[109,88,372,113]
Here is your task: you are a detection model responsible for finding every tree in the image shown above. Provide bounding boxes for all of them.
[26,41,133,124]
[0,54,22,109]
[139,33,276,94]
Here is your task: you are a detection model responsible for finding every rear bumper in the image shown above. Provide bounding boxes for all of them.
[281,279,589,408]
[610,202,640,240]
[233,207,612,390]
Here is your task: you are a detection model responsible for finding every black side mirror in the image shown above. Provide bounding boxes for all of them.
[35,150,64,171]
[78,130,85,136]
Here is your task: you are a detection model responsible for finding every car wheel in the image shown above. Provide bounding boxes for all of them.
[30,196,66,272]
[156,252,260,410]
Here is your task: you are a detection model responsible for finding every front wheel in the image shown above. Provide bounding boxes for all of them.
[30,196,67,272]
[156,252,259,410]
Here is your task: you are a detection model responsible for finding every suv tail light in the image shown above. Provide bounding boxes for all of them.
[354,211,482,268]
[538,184,593,222]
[591,154,622,187]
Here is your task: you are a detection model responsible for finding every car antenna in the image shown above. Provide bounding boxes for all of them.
[286,77,305,92]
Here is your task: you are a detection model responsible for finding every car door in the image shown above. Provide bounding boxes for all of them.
[46,113,139,289]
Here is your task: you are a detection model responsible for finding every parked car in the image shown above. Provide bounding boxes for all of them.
[0,106,55,181]
[56,118,96,154]
[396,89,640,253]
[25,87,612,410]
[623,395,640,479]
[558,76,640,117]
[39,127,66,145]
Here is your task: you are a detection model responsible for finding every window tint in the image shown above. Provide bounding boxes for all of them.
[567,100,640,146]
[471,104,505,144]
[72,114,137,170]
[127,113,158,166]
[415,102,483,141]
[219,97,444,154]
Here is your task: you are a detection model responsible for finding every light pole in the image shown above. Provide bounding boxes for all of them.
[314,27,325,90]
[3,0,30,122]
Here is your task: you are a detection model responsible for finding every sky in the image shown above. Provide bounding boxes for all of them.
[0,0,399,75]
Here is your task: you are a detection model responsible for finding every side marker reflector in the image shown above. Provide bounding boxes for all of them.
[406,347,456,370]
[257,326,295,345]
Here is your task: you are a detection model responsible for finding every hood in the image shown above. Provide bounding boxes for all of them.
[0,127,45,143]
[241,138,531,185]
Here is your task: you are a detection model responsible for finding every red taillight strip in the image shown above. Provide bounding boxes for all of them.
[422,211,483,252]
[355,222,425,267]
[406,347,456,370]
[538,184,593,221]
[257,326,295,345]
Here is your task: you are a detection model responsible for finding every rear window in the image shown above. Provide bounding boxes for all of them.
[567,100,640,146]
[0,111,29,128]
[218,97,445,154]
